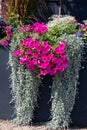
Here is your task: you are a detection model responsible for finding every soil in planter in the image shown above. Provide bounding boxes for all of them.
[32,75,53,124]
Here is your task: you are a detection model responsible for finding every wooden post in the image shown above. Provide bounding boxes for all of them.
[59,0,62,17]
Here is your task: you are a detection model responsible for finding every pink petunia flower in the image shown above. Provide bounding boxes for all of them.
[5,26,11,31]
[32,59,37,65]
[27,62,35,71]
[19,55,29,65]
[73,18,78,23]
[13,50,23,57]
[20,25,29,33]
[2,40,9,46]
[26,49,32,55]
[52,56,59,64]
[54,43,66,54]
[27,25,34,32]
[80,24,86,30]
[19,58,25,65]
[33,22,48,34]
[7,32,13,39]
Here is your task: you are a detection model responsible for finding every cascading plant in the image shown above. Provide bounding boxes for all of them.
[0,15,85,129]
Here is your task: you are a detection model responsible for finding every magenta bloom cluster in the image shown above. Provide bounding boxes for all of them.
[20,22,48,34]
[5,26,13,39]
[0,26,12,46]
[0,21,68,77]
[14,39,68,77]
[13,22,68,77]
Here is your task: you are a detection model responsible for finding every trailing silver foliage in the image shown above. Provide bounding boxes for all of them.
[47,34,85,130]
[8,21,85,129]
[9,33,41,125]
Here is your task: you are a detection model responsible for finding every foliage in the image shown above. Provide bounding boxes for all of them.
[46,15,79,46]
[12,23,68,78]
[5,0,44,26]
[47,34,84,129]
[0,15,85,129]
[9,32,41,125]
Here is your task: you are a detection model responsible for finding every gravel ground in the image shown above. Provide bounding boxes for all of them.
[0,120,47,130]
[0,120,87,130]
